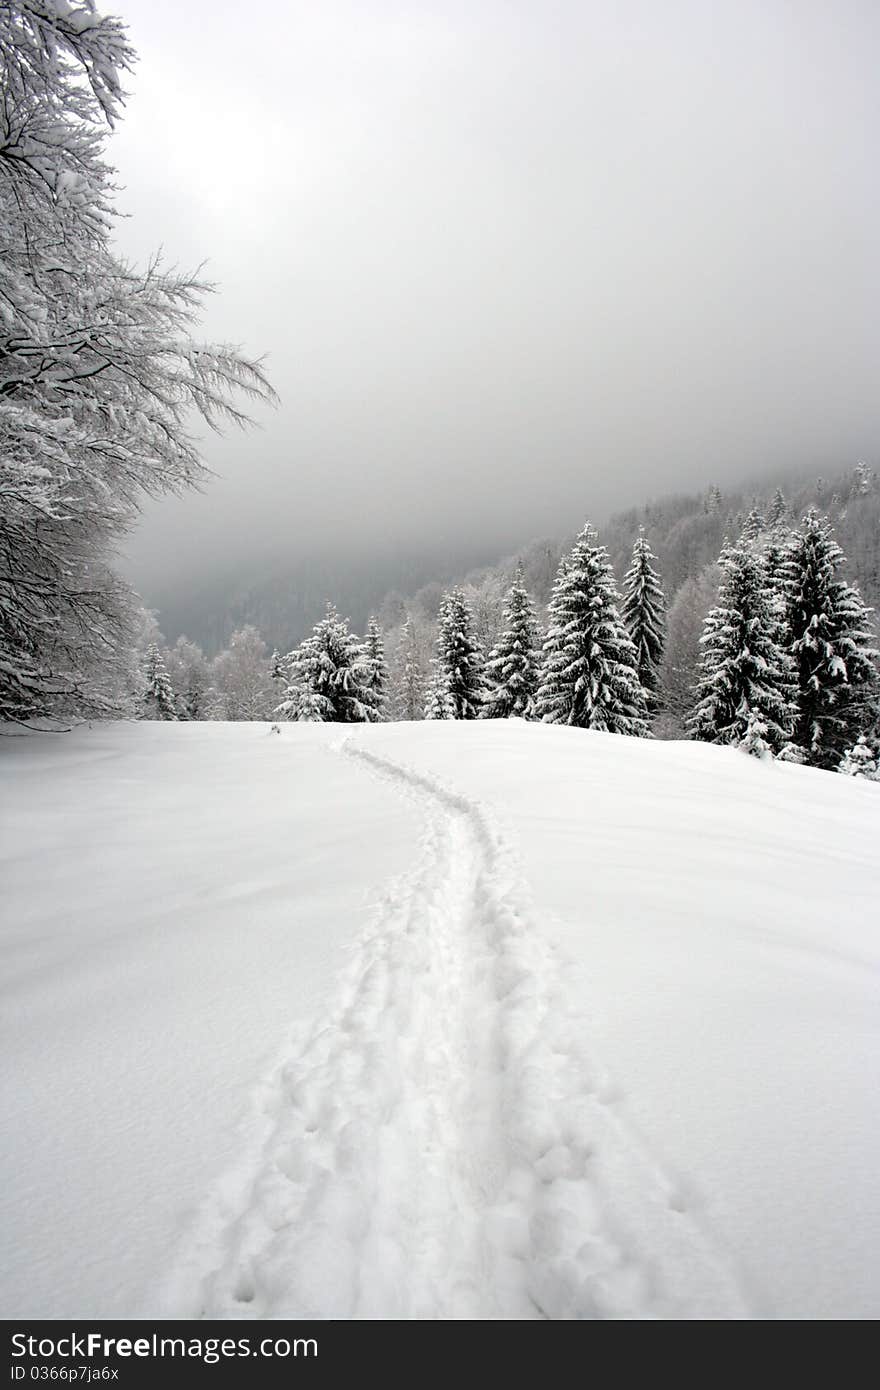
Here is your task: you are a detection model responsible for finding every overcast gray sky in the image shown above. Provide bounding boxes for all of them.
[113,0,880,597]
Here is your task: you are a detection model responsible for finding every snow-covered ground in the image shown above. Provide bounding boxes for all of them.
[2,721,878,1320]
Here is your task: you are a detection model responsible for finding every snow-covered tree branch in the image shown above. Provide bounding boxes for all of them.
[0,2,276,723]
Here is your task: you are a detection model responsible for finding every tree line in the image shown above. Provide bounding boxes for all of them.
[141,492,880,778]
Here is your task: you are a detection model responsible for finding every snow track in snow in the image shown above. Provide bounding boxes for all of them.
[182,740,749,1320]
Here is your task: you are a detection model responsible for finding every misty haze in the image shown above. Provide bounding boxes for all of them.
[3,0,880,1334]
[113,0,880,649]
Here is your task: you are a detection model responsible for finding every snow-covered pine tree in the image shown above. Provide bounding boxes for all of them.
[393,616,425,720]
[780,511,880,768]
[739,506,765,547]
[481,565,541,718]
[850,462,876,498]
[364,616,389,720]
[739,709,772,759]
[705,485,723,515]
[424,663,457,720]
[760,511,796,654]
[535,525,648,734]
[142,644,177,720]
[838,736,878,779]
[767,488,787,528]
[777,741,808,765]
[763,543,792,657]
[428,588,484,719]
[621,530,666,708]
[276,605,379,723]
[275,641,327,722]
[687,543,795,751]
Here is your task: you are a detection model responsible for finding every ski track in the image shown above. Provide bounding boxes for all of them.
[177,740,750,1320]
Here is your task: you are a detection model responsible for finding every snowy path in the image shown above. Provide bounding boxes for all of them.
[188,740,749,1320]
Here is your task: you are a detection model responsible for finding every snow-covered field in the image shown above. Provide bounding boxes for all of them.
[2,721,878,1320]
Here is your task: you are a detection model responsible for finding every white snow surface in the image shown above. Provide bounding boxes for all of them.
[2,720,878,1320]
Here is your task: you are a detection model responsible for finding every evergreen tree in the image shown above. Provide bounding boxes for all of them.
[850,462,876,498]
[738,709,772,759]
[777,740,808,765]
[780,511,880,768]
[536,525,648,734]
[687,543,795,751]
[393,616,425,721]
[621,530,666,707]
[705,485,723,515]
[838,736,878,779]
[428,588,484,719]
[364,616,389,719]
[767,488,787,528]
[424,663,457,720]
[482,565,541,718]
[276,605,379,723]
[761,521,795,651]
[739,506,765,547]
[142,644,177,720]
[275,648,327,722]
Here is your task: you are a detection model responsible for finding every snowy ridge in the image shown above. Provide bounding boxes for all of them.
[176,739,749,1319]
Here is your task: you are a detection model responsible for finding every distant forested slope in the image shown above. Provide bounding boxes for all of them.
[142,461,878,716]
[420,464,878,625]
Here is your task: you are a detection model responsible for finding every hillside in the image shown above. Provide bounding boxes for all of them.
[383,462,880,635]
[2,721,878,1319]
[364,462,880,737]
[133,463,880,662]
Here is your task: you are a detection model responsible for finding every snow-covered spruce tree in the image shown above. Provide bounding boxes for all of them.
[757,501,796,653]
[760,539,793,663]
[142,644,177,721]
[269,646,295,694]
[767,488,787,529]
[780,511,880,769]
[738,709,772,759]
[427,588,484,720]
[393,615,424,720]
[838,736,878,779]
[481,565,541,719]
[705,485,722,515]
[364,616,388,720]
[850,461,876,499]
[275,644,327,722]
[739,506,765,547]
[424,664,457,720]
[0,3,275,723]
[276,605,379,723]
[687,543,795,751]
[535,526,648,734]
[776,741,808,765]
[621,530,666,709]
